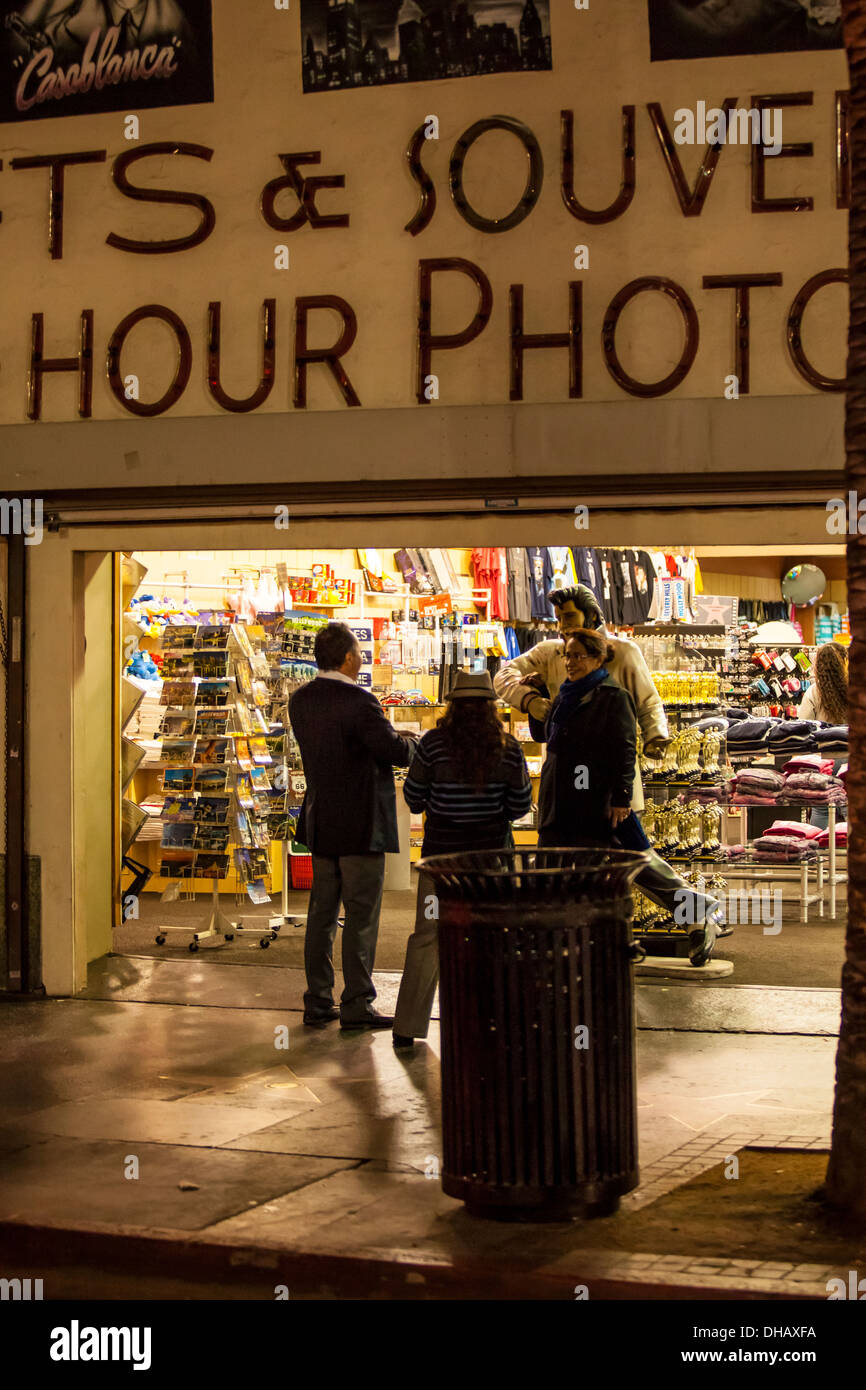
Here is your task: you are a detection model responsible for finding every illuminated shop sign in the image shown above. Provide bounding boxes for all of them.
[7,98,851,419]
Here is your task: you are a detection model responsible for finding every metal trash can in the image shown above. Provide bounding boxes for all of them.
[420,846,649,1222]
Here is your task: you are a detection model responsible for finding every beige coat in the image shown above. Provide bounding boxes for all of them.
[493,635,669,812]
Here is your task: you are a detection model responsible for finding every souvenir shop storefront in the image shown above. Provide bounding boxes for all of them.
[75,521,848,1005]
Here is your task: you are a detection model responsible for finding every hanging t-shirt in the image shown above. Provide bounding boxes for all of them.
[596,548,625,626]
[677,551,704,596]
[526,547,554,619]
[617,550,642,627]
[648,551,669,589]
[547,547,577,592]
[594,548,614,623]
[630,550,656,623]
[572,547,603,603]
[506,548,533,623]
[471,547,509,620]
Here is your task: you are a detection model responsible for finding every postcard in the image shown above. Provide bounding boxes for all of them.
[235,738,252,771]
[161,822,195,849]
[235,660,253,697]
[267,813,294,841]
[194,794,231,824]
[161,624,198,651]
[235,776,255,809]
[193,826,230,852]
[159,710,195,739]
[195,625,231,650]
[234,848,270,881]
[194,738,229,766]
[161,795,196,821]
[162,768,194,792]
[231,624,255,661]
[194,767,228,793]
[235,810,252,846]
[195,709,230,738]
[160,739,195,766]
[234,699,254,735]
[196,853,230,879]
[160,657,196,679]
[159,852,195,879]
[193,652,230,679]
[250,737,272,766]
[160,680,196,707]
[196,680,230,708]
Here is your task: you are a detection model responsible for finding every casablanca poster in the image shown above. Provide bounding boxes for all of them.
[0,0,214,122]
[648,0,843,60]
[300,0,552,94]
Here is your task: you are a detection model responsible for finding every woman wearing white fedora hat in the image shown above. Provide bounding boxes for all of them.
[392,671,532,1049]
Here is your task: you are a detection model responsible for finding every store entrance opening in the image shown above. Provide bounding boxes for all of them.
[110,542,849,1006]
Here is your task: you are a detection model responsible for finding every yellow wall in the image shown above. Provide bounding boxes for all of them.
[79,553,115,961]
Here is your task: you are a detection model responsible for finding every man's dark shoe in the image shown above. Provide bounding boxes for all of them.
[688,919,719,967]
[392,1033,415,1049]
[303,1007,340,1027]
[340,1011,395,1031]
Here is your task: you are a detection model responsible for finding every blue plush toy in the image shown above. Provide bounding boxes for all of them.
[128,651,159,681]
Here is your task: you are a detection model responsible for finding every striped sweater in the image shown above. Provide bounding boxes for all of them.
[403,728,533,856]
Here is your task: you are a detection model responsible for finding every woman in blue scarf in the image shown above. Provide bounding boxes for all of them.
[535,629,650,851]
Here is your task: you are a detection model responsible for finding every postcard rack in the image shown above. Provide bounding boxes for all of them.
[153,618,284,949]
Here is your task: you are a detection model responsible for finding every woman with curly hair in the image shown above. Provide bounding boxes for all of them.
[799,642,848,829]
[392,671,532,1050]
[799,642,848,725]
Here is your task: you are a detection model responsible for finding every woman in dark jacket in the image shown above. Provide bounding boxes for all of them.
[392,670,532,1049]
[535,629,650,852]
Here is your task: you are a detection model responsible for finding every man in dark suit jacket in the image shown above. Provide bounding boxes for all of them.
[289,623,417,1029]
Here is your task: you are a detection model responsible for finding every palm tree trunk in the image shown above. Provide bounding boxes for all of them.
[825,1,866,1220]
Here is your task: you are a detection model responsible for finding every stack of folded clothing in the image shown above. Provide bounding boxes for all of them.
[752,821,821,862]
[718,843,749,861]
[815,821,848,848]
[838,763,848,788]
[691,783,728,803]
[730,765,784,804]
[814,725,849,756]
[783,753,835,776]
[782,771,847,806]
[724,707,749,722]
[768,721,816,754]
[726,718,772,758]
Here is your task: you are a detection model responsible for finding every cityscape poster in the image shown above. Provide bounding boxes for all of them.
[300,0,551,94]
[648,0,842,60]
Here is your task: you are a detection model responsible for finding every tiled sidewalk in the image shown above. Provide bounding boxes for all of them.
[0,963,847,1300]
